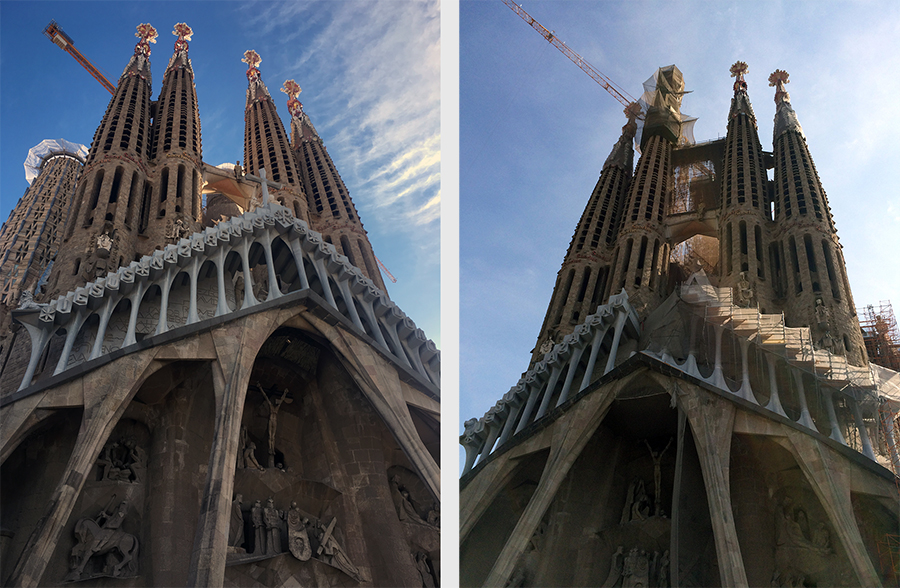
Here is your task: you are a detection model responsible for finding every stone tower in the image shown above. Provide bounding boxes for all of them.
[283,81,387,291]
[149,23,203,236]
[768,70,866,365]
[241,50,309,223]
[0,141,86,311]
[608,66,685,316]
[531,106,637,362]
[48,24,159,299]
[717,61,774,306]
[462,63,896,588]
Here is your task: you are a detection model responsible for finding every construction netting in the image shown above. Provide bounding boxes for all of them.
[635,65,697,151]
[24,139,88,185]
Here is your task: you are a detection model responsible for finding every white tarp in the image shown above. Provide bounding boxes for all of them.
[873,363,900,406]
[24,139,89,185]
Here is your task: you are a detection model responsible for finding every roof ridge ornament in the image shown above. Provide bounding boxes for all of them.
[134,23,157,57]
[172,22,192,53]
[281,79,303,118]
[768,69,790,104]
[730,61,748,92]
[243,49,262,82]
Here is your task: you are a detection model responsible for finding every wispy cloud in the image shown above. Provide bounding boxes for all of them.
[238,0,441,265]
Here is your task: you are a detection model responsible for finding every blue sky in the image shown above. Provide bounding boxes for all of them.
[460,1,900,463]
[0,0,440,347]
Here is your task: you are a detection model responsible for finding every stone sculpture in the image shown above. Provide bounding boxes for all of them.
[621,548,649,588]
[243,442,265,471]
[258,384,290,468]
[630,479,650,521]
[600,546,624,588]
[645,437,673,516]
[287,502,311,561]
[95,438,146,483]
[390,475,428,525]
[229,494,245,551]
[316,518,361,581]
[414,551,437,588]
[264,497,283,554]
[66,499,138,581]
[251,500,265,555]
[426,502,440,528]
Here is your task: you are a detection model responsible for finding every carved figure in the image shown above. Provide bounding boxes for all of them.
[621,479,637,524]
[644,437,673,516]
[600,546,625,588]
[258,384,290,468]
[426,502,440,528]
[812,522,831,551]
[657,550,670,586]
[815,298,829,327]
[316,518,361,581]
[630,479,650,521]
[123,439,146,483]
[737,272,754,307]
[234,161,243,179]
[251,500,265,555]
[243,442,265,471]
[66,500,138,580]
[229,494,245,550]
[287,502,311,561]
[415,551,437,588]
[621,548,649,588]
[95,439,145,483]
[263,497,282,554]
[390,475,428,525]
[539,337,554,356]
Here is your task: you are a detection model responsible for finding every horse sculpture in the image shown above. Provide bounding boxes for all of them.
[67,501,138,580]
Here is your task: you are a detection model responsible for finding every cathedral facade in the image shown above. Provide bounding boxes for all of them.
[461,64,898,587]
[1,23,439,588]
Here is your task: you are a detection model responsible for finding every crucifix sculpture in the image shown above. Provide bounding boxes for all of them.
[258,383,289,468]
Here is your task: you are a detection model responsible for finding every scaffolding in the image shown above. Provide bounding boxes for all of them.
[859,302,900,371]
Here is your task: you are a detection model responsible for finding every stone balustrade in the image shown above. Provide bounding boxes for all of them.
[11,201,439,396]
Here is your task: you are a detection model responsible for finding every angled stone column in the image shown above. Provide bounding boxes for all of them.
[187,313,272,587]
[776,430,882,587]
[5,353,159,588]
[680,386,749,587]
[481,375,622,587]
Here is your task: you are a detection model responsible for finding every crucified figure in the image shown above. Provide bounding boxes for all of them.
[644,437,673,517]
[258,383,289,468]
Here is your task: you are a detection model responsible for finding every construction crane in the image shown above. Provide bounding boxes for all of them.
[375,256,398,284]
[501,0,640,116]
[43,20,116,94]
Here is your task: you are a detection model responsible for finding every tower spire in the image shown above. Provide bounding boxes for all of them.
[121,23,157,84]
[241,52,309,221]
[769,69,804,140]
[284,80,386,290]
[164,22,194,77]
[149,23,203,234]
[719,61,771,306]
[530,103,639,359]
[768,68,866,365]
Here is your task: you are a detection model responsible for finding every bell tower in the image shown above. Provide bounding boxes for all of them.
[49,23,158,298]
[149,23,203,237]
[284,81,386,291]
[768,69,867,365]
[241,50,309,223]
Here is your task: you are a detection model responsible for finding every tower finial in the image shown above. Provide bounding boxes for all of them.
[281,80,303,118]
[172,23,192,52]
[622,102,641,138]
[730,61,749,92]
[242,49,262,82]
[134,23,158,57]
[768,69,790,104]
